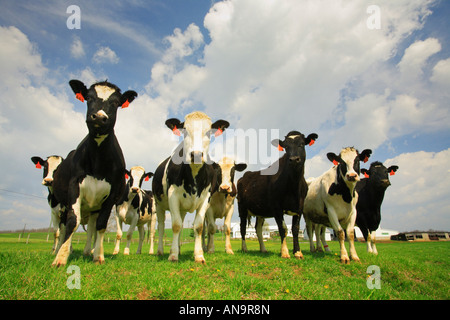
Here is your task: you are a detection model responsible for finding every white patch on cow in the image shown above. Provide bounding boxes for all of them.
[340,147,360,181]
[94,85,116,101]
[96,110,108,119]
[287,135,300,139]
[218,157,234,191]
[183,111,212,163]
[80,176,111,211]
[43,156,63,185]
[130,166,145,191]
[94,134,108,146]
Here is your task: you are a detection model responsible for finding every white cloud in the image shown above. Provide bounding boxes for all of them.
[381,149,450,231]
[397,38,441,80]
[430,58,450,90]
[0,26,85,230]
[70,36,85,59]
[92,46,119,64]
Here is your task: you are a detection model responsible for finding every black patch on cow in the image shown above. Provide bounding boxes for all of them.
[328,165,354,203]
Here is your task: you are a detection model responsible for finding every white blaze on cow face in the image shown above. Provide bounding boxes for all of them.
[183,111,212,165]
[339,147,360,183]
[95,85,116,101]
[218,157,235,192]
[130,166,145,193]
[43,156,63,186]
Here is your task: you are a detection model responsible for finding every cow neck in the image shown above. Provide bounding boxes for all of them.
[365,178,387,209]
[328,164,356,203]
[279,154,304,187]
[88,129,113,147]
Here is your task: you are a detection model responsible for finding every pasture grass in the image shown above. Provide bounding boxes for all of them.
[0,232,448,300]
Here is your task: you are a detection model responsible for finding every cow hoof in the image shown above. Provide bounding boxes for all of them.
[294,252,304,260]
[226,249,234,255]
[351,257,361,263]
[340,257,350,264]
[281,254,291,259]
[195,255,206,264]
[112,250,119,255]
[94,258,105,265]
[124,248,130,255]
[168,254,178,262]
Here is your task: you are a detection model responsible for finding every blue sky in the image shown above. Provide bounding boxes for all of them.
[0,0,449,232]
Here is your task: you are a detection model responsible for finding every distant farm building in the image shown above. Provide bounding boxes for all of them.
[391,231,450,241]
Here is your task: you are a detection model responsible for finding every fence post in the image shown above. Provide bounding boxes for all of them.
[26,234,30,244]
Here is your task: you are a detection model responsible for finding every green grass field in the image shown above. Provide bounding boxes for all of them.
[0,232,448,300]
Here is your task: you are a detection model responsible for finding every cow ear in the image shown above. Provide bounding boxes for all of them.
[387,165,399,176]
[359,149,372,163]
[271,139,284,151]
[31,156,45,169]
[211,120,230,137]
[327,153,341,166]
[69,80,88,103]
[120,90,138,109]
[235,163,247,172]
[144,172,154,181]
[306,133,318,146]
[361,169,369,178]
[165,118,184,136]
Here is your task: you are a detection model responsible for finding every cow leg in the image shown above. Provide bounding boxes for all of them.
[93,201,114,264]
[313,224,322,252]
[320,225,331,252]
[148,214,156,254]
[206,213,216,254]
[238,205,248,253]
[346,209,360,262]
[52,199,81,267]
[125,215,138,255]
[136,225,145,254]
[223,205,234,254]
[256,217,267,253]
[275,215,290,259]
[50,207,61,254]
[168,198,182,262]
[370,231,378,255]
[326,206,349,263]
[292,215,303,259]
[156,205,165,256]
[83,213,97,256]
[193,201,209,264]
[113,212,122,255]
[305,218,316,252]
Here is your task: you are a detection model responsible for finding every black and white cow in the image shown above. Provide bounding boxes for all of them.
[31,155,64,253]
[203,157,247,254]
[303,147,372,263]
[51,80,137,266]
[237,131,318,259]
[152,111,229,263]
[113,166,156,255]
[356,161,399,254]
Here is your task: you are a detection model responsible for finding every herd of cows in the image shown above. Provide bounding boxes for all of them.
[31,80,399,266]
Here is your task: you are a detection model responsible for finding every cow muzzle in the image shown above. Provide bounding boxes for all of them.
[346,173,359,182]
[42,178,53,186]
[219,185,232,193]
[131,187,140,193]
[89,111,109,127]
[190,151,204,164]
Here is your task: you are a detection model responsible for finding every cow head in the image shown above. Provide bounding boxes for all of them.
[31,155,64,186]
[361,161,399,189]
[215,157,247,194]
[271,131,318,166]
[327,147,372,183]
[166,111,229,165]
[125,166,153,194]
[69,80,138,141]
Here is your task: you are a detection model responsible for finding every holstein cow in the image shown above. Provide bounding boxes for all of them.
[356,161,399,254]
[52,80,137,266]
[31,155,64,253]
[237,131,318,259]
[303,147,372,263]
[152,111,229,263]
[203,157,247,254]
[114,166,156,255]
